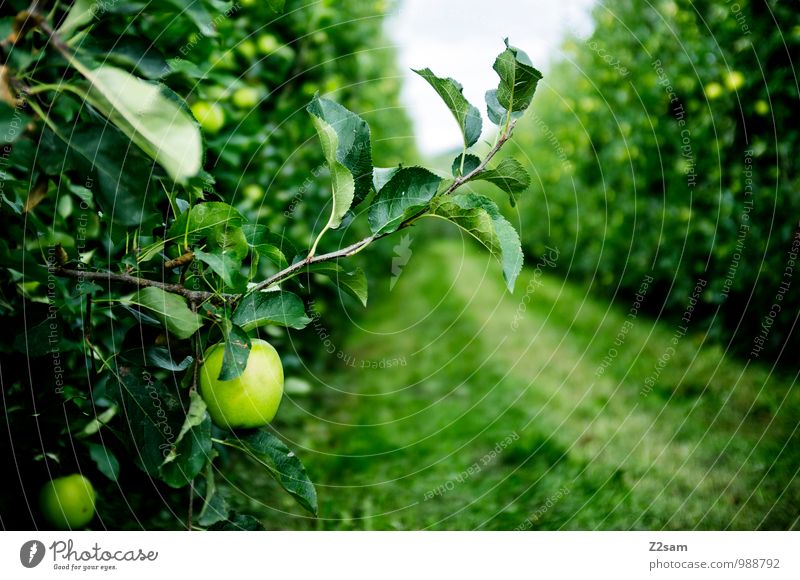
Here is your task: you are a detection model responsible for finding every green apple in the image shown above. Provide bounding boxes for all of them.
[257,33,280,55]
[243,183,265,201]
[724,70,745,91]
[200,338,284,429]
[705,82,723,99]
[191,101,226,134]
[40,474,96,530]
[232,87,261,109]
[237,39,258,61]
[211,50,237,71]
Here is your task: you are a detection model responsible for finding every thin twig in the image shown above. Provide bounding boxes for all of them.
[54,266,231,305]
[187,479,195,531]
[248,235,374,294]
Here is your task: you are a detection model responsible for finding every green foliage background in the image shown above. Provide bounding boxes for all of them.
[511,0,799,360]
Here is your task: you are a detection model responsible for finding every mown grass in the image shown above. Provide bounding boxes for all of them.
[227,239,800,530]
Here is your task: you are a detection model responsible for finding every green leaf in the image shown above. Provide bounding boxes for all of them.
[232,291,311,331]
[307,96,373,226]
[129,287,203,340]
[413,68,482,148]
[473,158,530,206]
[87,443,120,482]
[267,0,286,12]
[160,391,212,488]
[78,64,202,182]
[220,431,318,516]
[451,153,481,177]
[88,38,170,80]
[493,39,543,113]
[485,89,523,126]
[160,415,212,488]
[123,346,193,371]
[168,202,248,259]
[307,263,368,307]
[372,166,401,192]
[164,0,217,36]
[56,0,95,40]
[218,323,251,381]
[40,124,155,226]
[369,167,442,235]
[111,366,184,476]
[164,391,208,460]
[198,463,228,527]
[241,223,292,269]
[194,248,247,292]
[428,193,523,291]
[137,240,166,263]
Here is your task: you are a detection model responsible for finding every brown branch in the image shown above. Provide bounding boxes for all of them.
[54,266,230,305]
[449,121,516,192]
[165,251,194,270]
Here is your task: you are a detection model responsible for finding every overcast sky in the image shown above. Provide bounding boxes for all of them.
[386,0,596,155]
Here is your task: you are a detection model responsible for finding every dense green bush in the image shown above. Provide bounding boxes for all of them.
[0,0,416,529]
[514,0,799,361]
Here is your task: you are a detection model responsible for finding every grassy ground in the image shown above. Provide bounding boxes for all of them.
[228,239,800,530]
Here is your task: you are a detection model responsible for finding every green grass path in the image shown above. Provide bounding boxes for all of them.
[237,240,800,530]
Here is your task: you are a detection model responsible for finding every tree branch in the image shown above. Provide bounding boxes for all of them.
[54,266,229,305]
[52,122,518,304]
[248,235,374,294]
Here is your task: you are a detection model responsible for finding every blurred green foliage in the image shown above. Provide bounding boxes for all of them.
[513,0,799,361]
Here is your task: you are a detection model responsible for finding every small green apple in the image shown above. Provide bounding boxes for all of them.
[232,87,261,110]
[237,39,258,61]
[705,82,723,99]
[191,101,226,134]
[243,184,265,201]
[200,338,284,429]
[40,474,96,530]
[257,33,280,55]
